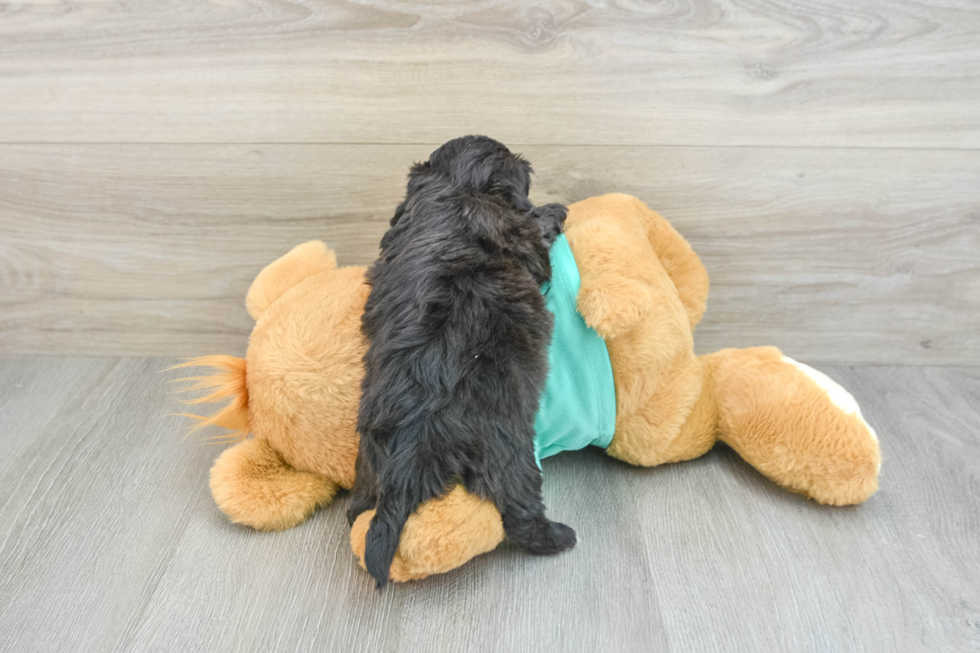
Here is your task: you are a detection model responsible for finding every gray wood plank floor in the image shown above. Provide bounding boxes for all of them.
[0,356,976,652]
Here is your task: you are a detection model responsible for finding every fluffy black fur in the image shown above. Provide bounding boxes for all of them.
[347,135,574,588]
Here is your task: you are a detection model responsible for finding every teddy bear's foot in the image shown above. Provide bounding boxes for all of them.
[350,486,505,582]
[210,437,338,530]
[706,347,881,506]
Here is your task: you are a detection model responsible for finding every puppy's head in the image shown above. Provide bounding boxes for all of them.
[431,135,533,212]
[393,136,534,226]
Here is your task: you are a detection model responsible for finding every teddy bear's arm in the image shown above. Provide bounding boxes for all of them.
[246,241,338,320]
[565,194,710,338]
[633,199,710,330]
[565,197,659,339]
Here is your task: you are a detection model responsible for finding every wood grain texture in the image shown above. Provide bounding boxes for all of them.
[0,357,977,652]
[1,144,977,363]
[0,0,978,147]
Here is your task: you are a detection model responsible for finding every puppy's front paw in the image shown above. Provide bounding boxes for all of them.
[533,203,568,247]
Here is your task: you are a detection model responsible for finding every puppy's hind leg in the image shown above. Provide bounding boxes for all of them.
[346,452,379,526]
[483,451,576,556]
[347,492,376,527]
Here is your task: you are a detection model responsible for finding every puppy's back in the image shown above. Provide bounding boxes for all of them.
[354,138,565,587]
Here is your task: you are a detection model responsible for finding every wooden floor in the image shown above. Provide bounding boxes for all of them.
[0,356,977,652]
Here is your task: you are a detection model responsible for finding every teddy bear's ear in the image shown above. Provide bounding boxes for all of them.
[246,241,338,320]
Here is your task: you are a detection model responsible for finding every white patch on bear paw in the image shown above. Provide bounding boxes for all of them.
[781,356,878,443]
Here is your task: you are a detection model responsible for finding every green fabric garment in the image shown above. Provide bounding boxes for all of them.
[533,235,617,465]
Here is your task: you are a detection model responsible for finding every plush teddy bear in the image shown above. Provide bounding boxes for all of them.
[176,193,881,582]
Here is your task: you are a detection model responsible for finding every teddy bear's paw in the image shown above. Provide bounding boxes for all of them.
[709,347,882,507]
[350,486,505,582]
[577,276,654,339]
[778,356,881,505]
[210,438,338,531]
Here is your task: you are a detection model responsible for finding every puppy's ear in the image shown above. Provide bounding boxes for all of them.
[409,160,432,176]
[390,160,432,227]
[513,153,533,194]
[490,155,534,213]
[390,199,408,227]
[514,153,533,176]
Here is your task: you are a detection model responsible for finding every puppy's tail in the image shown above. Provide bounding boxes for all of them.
[364,465,433,589]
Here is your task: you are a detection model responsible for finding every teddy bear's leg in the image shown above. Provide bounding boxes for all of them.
[605,351,716,467]
[350,486,505,582]
[703,347,881,506]
[210,437,339,531]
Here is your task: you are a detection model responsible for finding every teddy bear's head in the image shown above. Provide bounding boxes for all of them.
[244,242,370,489]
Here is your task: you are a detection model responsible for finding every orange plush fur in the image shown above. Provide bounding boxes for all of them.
[177,194,880,579]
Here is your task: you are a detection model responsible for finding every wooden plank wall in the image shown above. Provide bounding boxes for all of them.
[1,0,978,363]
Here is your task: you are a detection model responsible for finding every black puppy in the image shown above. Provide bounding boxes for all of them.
[347,135,573,587]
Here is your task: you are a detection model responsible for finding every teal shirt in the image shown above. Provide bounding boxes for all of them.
[533,235,617,465]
